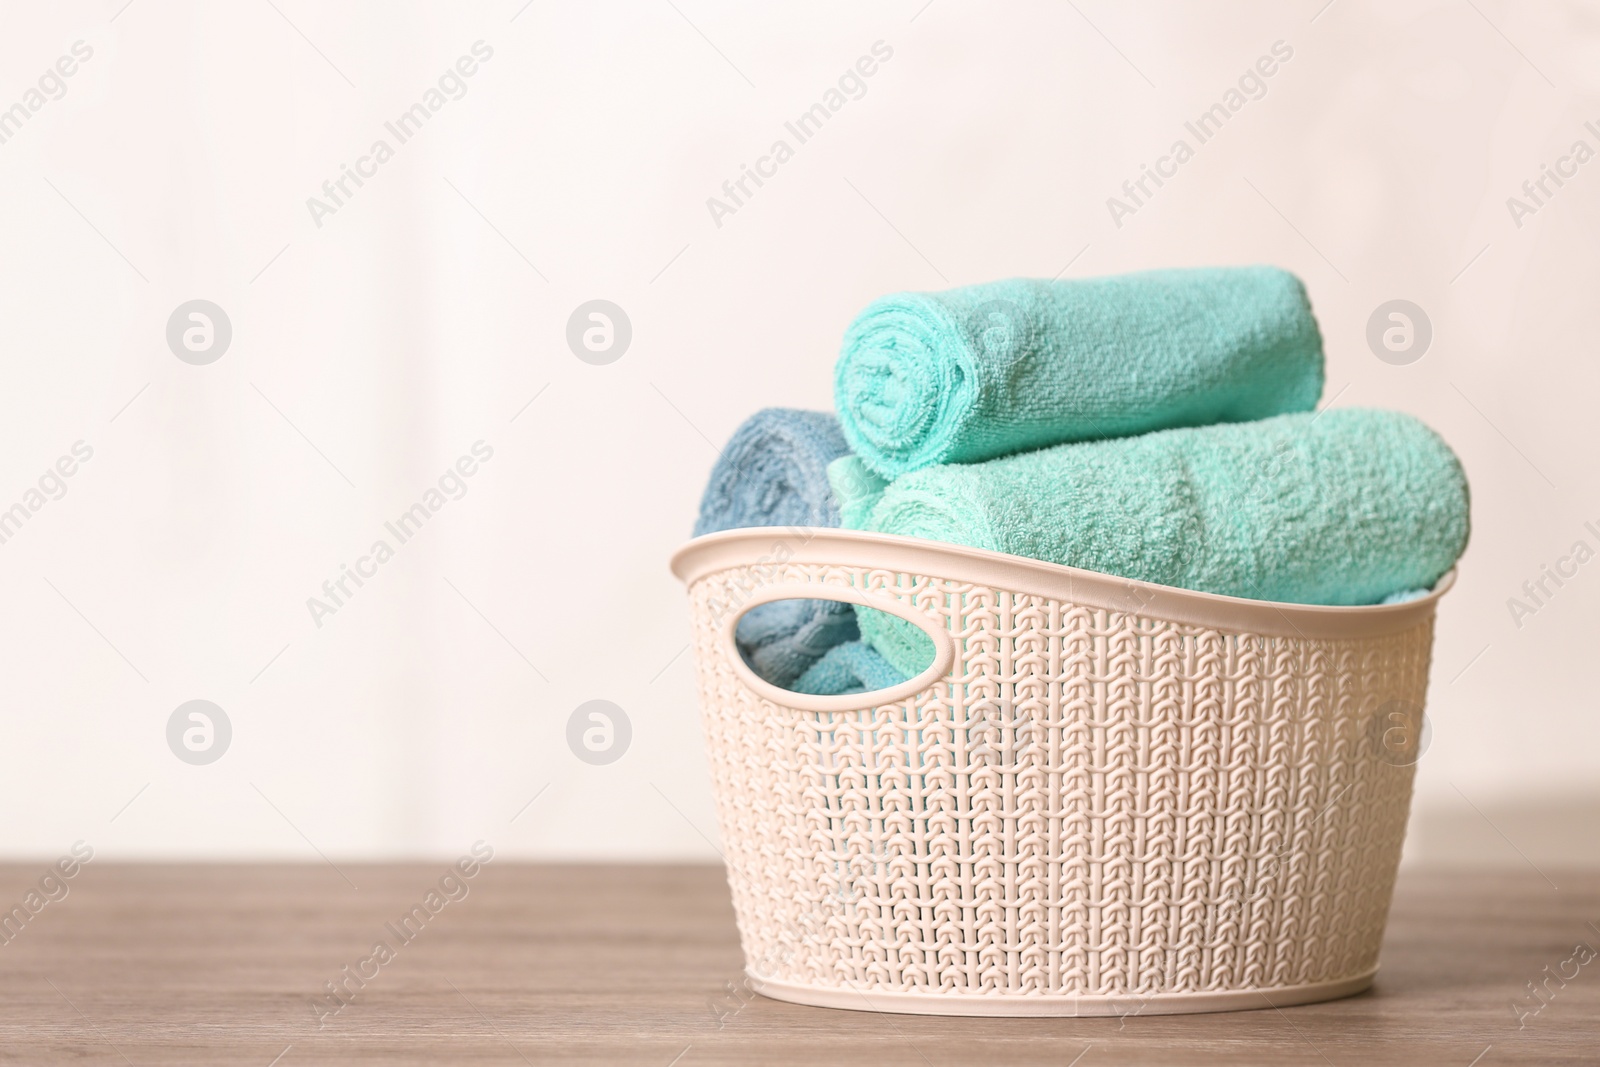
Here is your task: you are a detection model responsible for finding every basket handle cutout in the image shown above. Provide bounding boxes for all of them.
[720,582,956,713]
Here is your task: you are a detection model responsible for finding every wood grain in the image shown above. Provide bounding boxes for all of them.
[0,863,1594,1065]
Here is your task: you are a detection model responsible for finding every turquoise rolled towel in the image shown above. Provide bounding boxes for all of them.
[834,266,1325,477]
[849,409,1469,675]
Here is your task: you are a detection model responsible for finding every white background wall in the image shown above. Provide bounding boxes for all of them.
[0,0,1594,866]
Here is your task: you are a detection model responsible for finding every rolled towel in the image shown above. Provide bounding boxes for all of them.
[849,409,1469,675]
[826,455,889,529]
[735,596,860,690]
[792,641,908,696]
[834,266,1324,478]
[693,408,859,689]
[693,408,850,535]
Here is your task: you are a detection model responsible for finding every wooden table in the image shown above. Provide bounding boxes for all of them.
[0,863,1594,1065]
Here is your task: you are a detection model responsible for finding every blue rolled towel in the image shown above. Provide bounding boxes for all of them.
[693,408,850,536]
[847,409,1470,676]
[834,266,1324,477]
[693,408,858,689]
[734,596,861,691]
[792,641,908,696]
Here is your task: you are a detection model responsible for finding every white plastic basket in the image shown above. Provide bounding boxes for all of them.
[672,528,1447,1017]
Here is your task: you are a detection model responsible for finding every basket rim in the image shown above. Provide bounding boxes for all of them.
[671,527,1453,641]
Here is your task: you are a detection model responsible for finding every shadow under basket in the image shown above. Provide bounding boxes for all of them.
[671,528,1449,1017]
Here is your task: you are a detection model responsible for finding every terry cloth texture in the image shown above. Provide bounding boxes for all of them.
[834,266,1325,478]
[692,408,860,689]
[693,408,851,535]
[792,640,909,696]
[849,408,1470,674]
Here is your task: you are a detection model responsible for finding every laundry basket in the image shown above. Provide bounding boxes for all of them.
[671,528,1448,1017]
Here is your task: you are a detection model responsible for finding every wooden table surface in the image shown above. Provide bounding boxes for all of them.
[0,863,1594,1065]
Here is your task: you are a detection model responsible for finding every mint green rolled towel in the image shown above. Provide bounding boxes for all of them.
[827,455,889,528]
[834,266,1324,478]
[850,409,1469,675]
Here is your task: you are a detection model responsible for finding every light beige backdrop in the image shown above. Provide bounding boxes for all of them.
[0,0,1593,868]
